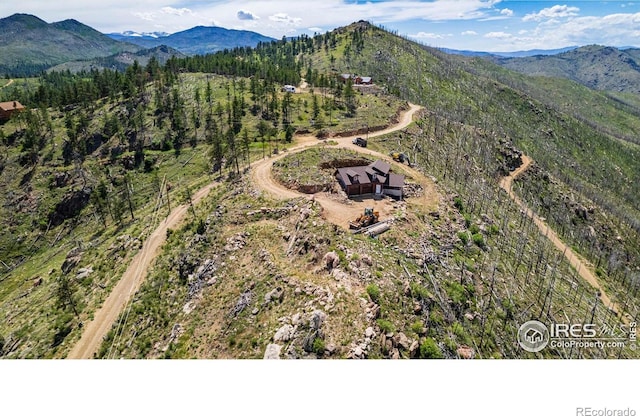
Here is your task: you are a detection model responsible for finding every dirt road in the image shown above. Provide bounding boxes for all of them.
[0,79,13,89]
[499,156,623,319]
[250,103,438,228]
[67,183,217,359]
[68,103,425,358]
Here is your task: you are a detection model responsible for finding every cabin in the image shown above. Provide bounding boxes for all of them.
[335,159,404,198]
[0,101,25,121]
[338,74,373,85]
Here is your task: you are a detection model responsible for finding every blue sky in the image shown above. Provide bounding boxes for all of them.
[2,1,640,51]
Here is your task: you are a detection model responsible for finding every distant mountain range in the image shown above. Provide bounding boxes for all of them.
[107,26,275,55]
[0,13,141,75]
[0,13,274,76]
[47,45,186,73]
[2,13,640,94]
[488,45,640,93]
[441,46,578,58]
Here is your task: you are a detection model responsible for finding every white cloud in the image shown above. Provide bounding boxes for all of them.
[237,10,259,21]
[269,13,302,26]
[134,12,155,22]
[472,12,640,51]
[523,5,580,22]
[161,7,193,16]
[0,0,517,37]
[410,32,449,39]
[484,31,512,39]
[5,0,640,49]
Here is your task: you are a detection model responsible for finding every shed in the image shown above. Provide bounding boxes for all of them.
[0,101,25,120]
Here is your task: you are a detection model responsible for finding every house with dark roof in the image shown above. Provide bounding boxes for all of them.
[338,74,373,85]
[0,101,25,121]
[335,159,404,198]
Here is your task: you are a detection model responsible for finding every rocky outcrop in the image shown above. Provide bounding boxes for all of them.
[49,188,92,227]
[264,344,282,359]
[61,247,83,275]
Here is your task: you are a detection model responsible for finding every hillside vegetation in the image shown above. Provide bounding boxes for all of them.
[0,21,638,359]
[0,14,141,77]
[492,45,640,94]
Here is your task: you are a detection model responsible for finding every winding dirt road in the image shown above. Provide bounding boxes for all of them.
[67,183,218,359]
[250,103,439,228]
[68,103,424,358]
[499,155,623,319]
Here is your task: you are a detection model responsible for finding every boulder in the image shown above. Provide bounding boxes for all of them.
[61,247,83,275]
[331,268,349,281]
[353,346,364,358]
[365,327,375,338]
[264,287,284,304]
[309,310,326,331]
[394,332,410,350]
[409,340,420,357]
[323,251,340,270]
[264,344,282,359]
[75,267,93,281]
[273,324,295,342]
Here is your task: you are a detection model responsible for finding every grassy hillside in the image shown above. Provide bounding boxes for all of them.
[303,22,640,268]
[0,14,141,76]
[0,64,410,358]
[0,22,638,359]
[492,45,640,94]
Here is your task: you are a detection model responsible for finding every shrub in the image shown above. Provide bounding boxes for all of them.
[366,283,380,303]
[468,223,480,234]
[453,196,464,212]
[377,319,395,333]
[446,281,468,306]
[472,233,485,248]
[419,338,443,359]
[312,338,325,355]
[458,231,469,245]
[196,219,206,235]
[411,321,425,335]
[463,213,472,228]
[410,282,431,300]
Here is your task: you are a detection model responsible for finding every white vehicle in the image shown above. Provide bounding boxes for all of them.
[282,85,296,93]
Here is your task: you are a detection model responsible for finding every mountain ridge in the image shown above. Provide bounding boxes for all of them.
[0,13,142,76]
[490,44,640,93]
[107,25,276,55]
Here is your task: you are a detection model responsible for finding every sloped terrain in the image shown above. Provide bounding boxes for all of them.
[108,26,275,55]
[492,45,640,94]
[0,21,638,360]
[0,14,141,76]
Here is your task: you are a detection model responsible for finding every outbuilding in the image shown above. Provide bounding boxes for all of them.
[0,101,25,121]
